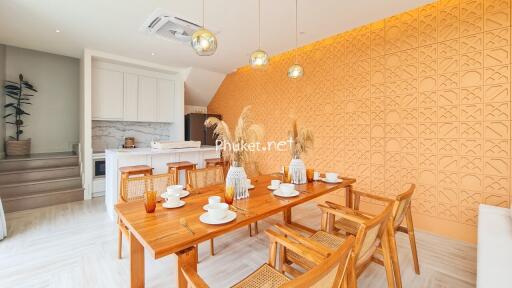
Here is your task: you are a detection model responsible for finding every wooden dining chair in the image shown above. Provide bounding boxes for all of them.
[277,202,398,288]
[332,184,419,276]
[179,230,356,288]
[117,173,176,259]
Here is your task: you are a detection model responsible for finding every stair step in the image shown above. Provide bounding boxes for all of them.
[0,177,82,199]
[2,188,84,213]
[0,166,80,185]
[0,153,78,172]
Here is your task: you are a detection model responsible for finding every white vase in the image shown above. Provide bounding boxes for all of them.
[289,158,307,184]
[225,163,249,199]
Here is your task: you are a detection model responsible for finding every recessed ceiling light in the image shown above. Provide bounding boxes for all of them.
[151,52,155,56]
[55,29,61,33]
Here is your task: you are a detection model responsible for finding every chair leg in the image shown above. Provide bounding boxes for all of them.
[117,228,123,259]
[381,231,396,288]
[210,238,215,256]
[248,224,253,237]
[405,208,420,274]
[255,221,259,234]
[388,224,402,288]
[348,255,357,288]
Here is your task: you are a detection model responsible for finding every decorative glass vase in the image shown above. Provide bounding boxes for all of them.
[225,161,249,200]
[289,157,307,184]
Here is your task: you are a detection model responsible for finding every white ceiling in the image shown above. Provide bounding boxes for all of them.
[0,0,432,74]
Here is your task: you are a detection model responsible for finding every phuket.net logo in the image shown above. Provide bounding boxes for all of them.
[214,139,293,152]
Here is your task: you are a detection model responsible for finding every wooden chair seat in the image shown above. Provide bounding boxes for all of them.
[167,161,196,169]
[204,158,226,166]
[231,264,291,288]
[119,165,152,175]
[286,231,345,270]
[334,215,368,235]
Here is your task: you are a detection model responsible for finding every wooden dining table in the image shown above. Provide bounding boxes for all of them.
[115,174,356,288]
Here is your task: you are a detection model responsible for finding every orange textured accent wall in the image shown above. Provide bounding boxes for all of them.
[208,0,512,243]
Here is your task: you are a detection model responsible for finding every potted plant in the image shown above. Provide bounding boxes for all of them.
[3,74,36,156]
[288,118,314,184]
[205,106,263,199]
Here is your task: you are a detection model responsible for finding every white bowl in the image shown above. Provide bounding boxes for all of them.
[207,203,229,220]
[279,183,295,195]
[167,185,184,193]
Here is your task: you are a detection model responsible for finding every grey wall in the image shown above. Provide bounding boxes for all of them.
[5,46,80,153]
[0,45,5,157]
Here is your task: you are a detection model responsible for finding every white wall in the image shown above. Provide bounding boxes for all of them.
[5,46,79,153]
[183,67,225,106]
[0,44,5,157]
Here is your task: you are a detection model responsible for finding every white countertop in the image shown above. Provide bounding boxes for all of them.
[105,146,217,156]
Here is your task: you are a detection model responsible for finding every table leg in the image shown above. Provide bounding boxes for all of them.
[345,185,353,208]
[129,232,145,288]
[177,246,198,288]
[283,208,292,224]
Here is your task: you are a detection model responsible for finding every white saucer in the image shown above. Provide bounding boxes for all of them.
[161,190,190,199]
[320,178,343,184]
[247,184,255,189]
[273,189,300,197]
[267,185,279,190]
[199,210,237,225]
[162,200,185,209]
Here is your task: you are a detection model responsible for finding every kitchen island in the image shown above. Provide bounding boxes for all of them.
[105,146,219,220]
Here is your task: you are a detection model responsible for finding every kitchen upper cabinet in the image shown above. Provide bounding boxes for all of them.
[92,62,178,123]
[92,68,124,120]
[137,76,158,122]
[123,73,138,121]
[157,79,174,122]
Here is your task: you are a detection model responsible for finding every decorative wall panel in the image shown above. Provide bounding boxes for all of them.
[208,0,511,242]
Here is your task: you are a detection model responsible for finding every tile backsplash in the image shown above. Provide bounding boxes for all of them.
[92,120,172,151]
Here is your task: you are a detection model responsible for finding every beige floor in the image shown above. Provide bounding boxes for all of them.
[0,197,477,288]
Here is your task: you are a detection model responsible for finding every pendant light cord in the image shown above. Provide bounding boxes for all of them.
[202,0,205,28]
[294,0,298,63]
[258,0,261,49]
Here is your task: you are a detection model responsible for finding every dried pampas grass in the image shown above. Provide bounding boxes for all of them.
[289,118,314,158]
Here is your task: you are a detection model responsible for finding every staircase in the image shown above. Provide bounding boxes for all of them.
[0,152,84,213]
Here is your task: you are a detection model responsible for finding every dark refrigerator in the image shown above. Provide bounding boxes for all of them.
[185,113,222,146]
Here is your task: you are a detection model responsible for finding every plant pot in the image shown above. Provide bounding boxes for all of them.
[5,139,31,156]
[225,162,249,200]
[289,158,307,184]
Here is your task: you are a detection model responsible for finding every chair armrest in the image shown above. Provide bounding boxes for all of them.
[352,190,394,204]
[265,229,330,265]
[318,204,367,225]
[180,264,209,288]
[273,224,333,257]
[324,201,370,220]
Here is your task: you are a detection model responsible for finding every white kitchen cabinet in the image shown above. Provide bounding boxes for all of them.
[92,61,179,123]
[138,76,158,122]
[124,73,138,121]
[157,79,175,122]
[92,68,124,120]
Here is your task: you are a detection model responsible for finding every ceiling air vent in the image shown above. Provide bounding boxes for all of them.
[141,9,201,43]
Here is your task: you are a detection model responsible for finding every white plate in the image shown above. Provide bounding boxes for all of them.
[199,210,237,225]
[273,189,300,197]
[267,185,279,190]
[161,190,190,199]
[248,184,255,189]
[320,178,343,184]
[162,200,185,209]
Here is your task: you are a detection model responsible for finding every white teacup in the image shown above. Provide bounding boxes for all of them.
[207,203,229,221]
[208,196,221,205]
[313,171,321,180]
[167,184,184,194]
[271,179,281,188]
[164,192,180,204]
[279,183,295,195]
[325,172,339,182]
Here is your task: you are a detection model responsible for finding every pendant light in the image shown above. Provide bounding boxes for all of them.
[191,0,217,56]
[287,0,303,79]
[250,0,269,68]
